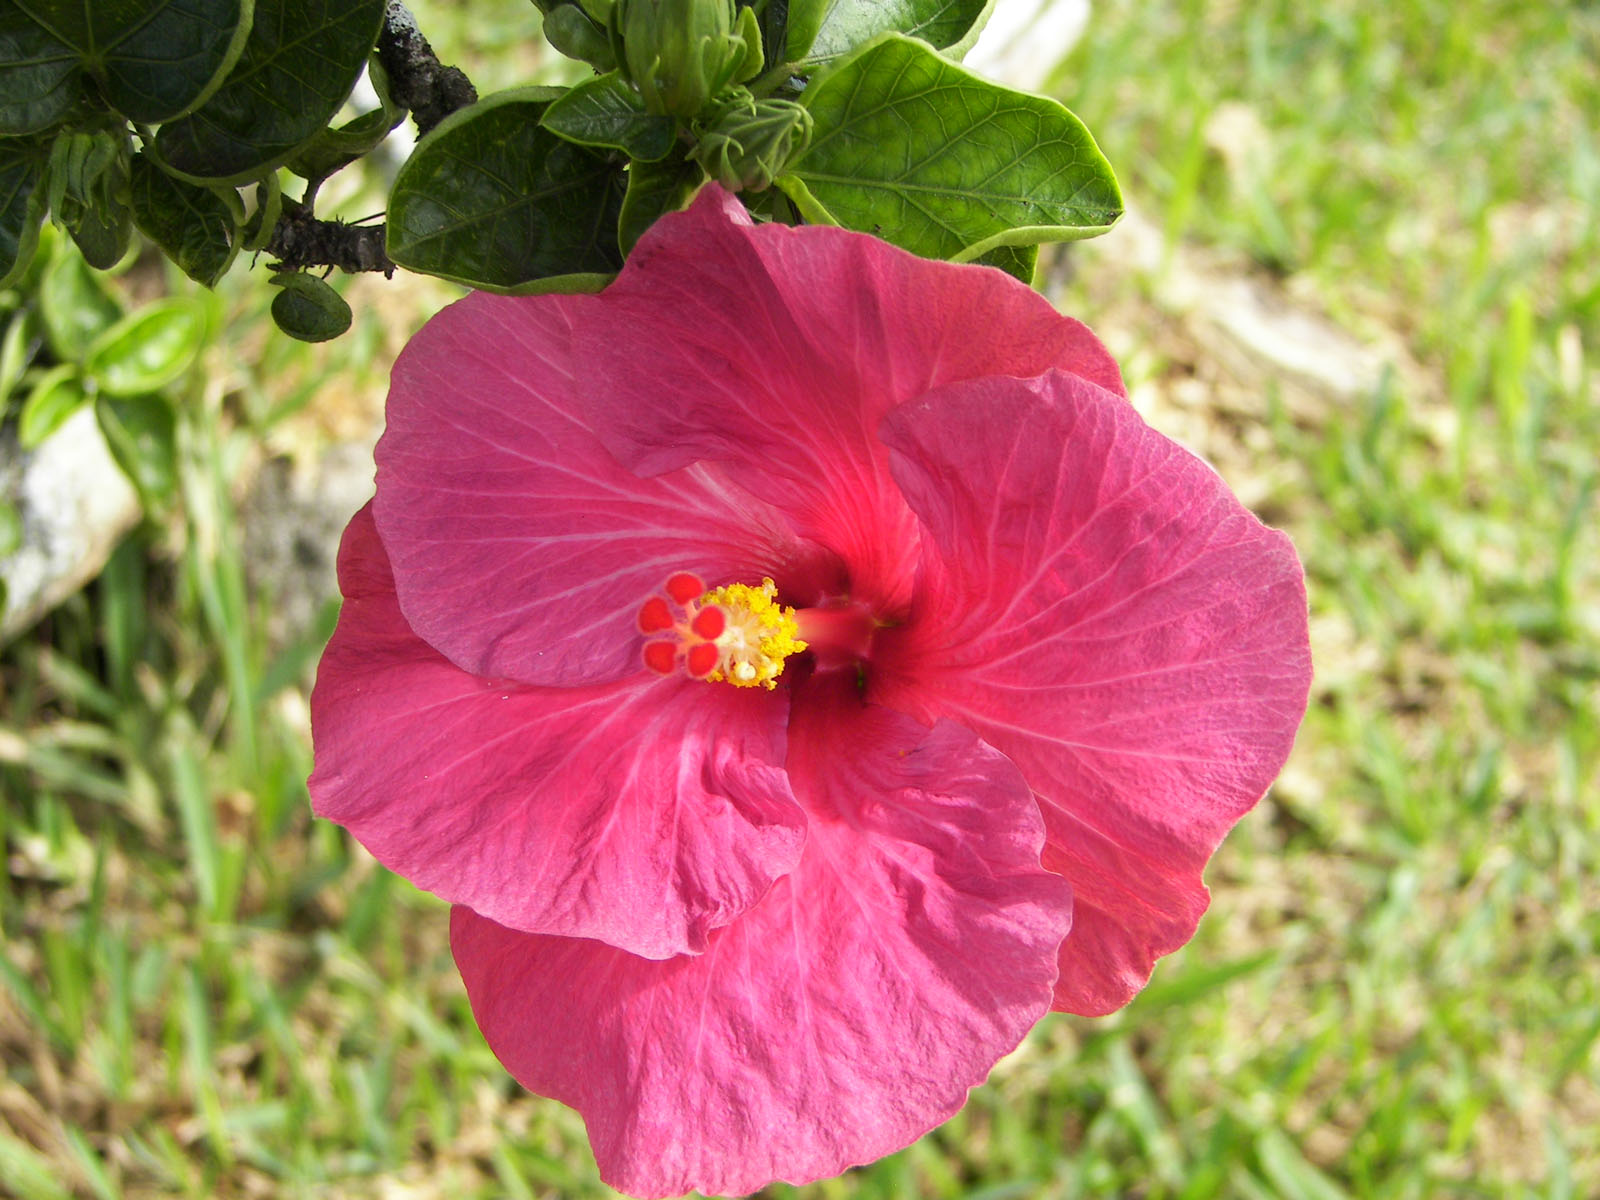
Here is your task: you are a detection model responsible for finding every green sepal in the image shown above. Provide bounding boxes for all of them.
[781,34,1121,261]
[128,153,240,287]
[268,272,351,341]
[540,73,676,161]
[387,86,627,293]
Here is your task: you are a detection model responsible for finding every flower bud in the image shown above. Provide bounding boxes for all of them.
[692,94,812,192]
[620,0,763,119]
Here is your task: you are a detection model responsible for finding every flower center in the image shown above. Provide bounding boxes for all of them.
[638,573,806,689]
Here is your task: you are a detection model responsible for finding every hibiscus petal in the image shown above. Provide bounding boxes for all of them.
[451,690,1073,1199]
[374,290,839,686]
[310,505,806,959]
[875,372,1311,1015]
[568,184,1125,616]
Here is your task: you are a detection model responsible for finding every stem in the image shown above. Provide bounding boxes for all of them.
[375,1,478,137]
[265,201,395,277]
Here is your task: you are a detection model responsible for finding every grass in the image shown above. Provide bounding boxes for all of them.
[2,0,1597,1197]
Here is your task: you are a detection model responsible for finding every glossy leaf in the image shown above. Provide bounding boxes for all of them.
[85,299,207,396]
[0,0,253,130]
[285,104,402,182]
[268,271,351,341]
[155,0,385,182]
[541,4,616,71]
[0,3,80,135]
[781,34,1121,261]
[38,249,121,362]
[618,151,703,254]
[798,0,991,69]
[540,72,676,162]
[18,362,85,448]
[0,137,46,287]
[387,87,626,293]
[128,153,239,287]
[97,392,178,504]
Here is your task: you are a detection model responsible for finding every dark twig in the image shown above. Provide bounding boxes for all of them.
[375,1,479,137]
[267,201,396,277]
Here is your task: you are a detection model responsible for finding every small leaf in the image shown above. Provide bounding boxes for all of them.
[799,0,992,69]
[619,152,703,254]
[128,153,239,287]
[285,104,403,182]
[781,34,1121,261]
[38,249,121,363]
[0,137,47,287]
[155,0,386,182]
[540,73,676,162]
[97,392,178,505]
[387,87,626,293]
[268,272,351,341]
[541,4,617,71]
[85,299,207,396]
[18,362,86,448]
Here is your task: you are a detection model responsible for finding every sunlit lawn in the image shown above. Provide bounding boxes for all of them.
[2,2,1596,1197]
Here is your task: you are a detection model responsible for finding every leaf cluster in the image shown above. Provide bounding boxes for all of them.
[0,0,1123,341]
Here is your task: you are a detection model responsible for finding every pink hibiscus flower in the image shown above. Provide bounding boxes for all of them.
[309,186,1311,1198]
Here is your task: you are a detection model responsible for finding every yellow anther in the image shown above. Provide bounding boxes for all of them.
[699,578,807,689]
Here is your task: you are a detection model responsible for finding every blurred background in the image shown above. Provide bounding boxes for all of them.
[2,1,1596,1196]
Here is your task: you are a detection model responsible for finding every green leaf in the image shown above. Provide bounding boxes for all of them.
[155,0,385,182]
[798,0,992,70]
[285,103,403,182]
[49,127,134,270]
[541,4,617,71]
[97,392,178,505]
[38,247,121,362]
[0,0,254,130]
[128,153,239,287]
[974,241,1036,284]
[0,498,21,557]
[387,87,627,294]
[18,362,86,448]
[783,0,828,62]
[0,3,81,135]
[85,298,207,396]
[619,152,703,254]
[780,34,1121,262]
[268,271,350,341]
[0,137,47,286]
[540,73,676,162]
